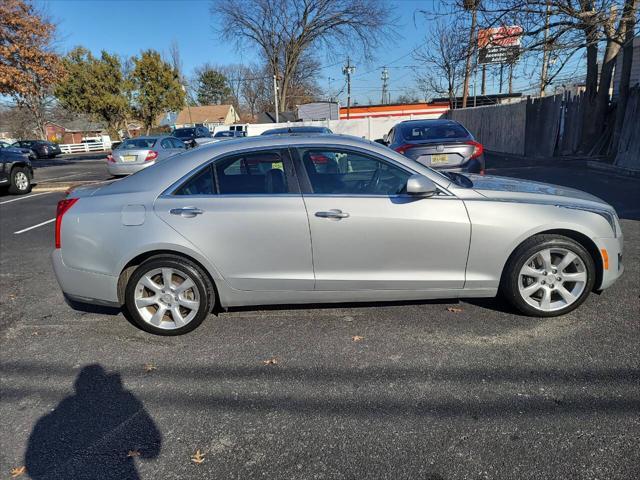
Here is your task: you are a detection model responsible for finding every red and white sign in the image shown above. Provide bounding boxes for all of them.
[478,26,524,64]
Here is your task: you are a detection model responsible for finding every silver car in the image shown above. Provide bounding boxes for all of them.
[106,136,186,176]
[53,135,623,335]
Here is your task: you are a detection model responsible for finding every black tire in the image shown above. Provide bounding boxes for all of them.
[501,234,596,317]
[124,255,215,335]
[8,166,32,194]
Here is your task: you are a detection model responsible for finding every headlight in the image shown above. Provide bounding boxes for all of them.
[559,205,619,238]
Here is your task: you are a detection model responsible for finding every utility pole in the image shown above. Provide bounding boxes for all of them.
[461,0,478,108]
[328,76,335,102]
[342,57,355,119]
[181,84,192,125]
[381,67,389,104]
[273,75,279,123]
[481,64,486,95]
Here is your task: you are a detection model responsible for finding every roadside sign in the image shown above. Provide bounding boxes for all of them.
[478,26,523,64]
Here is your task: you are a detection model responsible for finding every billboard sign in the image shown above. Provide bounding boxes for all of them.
[478,26,524,64]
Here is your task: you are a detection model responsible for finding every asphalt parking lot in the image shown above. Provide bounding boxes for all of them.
[1,155,638,479]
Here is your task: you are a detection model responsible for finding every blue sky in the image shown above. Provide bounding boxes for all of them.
[39,0,585,104]
[40,0,438,104]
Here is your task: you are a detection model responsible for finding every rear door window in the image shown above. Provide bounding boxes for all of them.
[215,150,289,194]
[174,165,215,195]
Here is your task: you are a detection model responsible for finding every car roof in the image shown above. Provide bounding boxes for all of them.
[398,119,460,125]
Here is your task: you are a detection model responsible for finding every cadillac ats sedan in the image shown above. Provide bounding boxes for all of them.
[52,135,623,335]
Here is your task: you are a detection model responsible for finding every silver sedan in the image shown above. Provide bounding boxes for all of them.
[53,135,623,335]
[106,136,186,176]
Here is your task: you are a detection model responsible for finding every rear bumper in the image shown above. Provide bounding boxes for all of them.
[106,161,154,176]
[433,156,485,174]
[51,249,120,307]
[595,235,624,290]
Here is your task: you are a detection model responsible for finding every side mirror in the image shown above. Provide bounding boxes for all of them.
[406,174,437,197]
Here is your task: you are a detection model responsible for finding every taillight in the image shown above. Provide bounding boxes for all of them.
[106,154,115,162]
[467,140,484,159]
[394,144,416,155]
[145,151,158,161]
[55,198,78,249]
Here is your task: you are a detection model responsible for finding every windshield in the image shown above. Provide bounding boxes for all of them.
[119,138,157,149]
[401,123,469,141]
[173,128,195,138]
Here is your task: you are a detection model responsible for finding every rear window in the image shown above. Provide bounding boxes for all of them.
[400,123,469,141]
[173,128,195,138]
[120,138,157,149]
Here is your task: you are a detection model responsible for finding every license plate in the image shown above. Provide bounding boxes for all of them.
[431,154,448,164]
[121,155,137,163]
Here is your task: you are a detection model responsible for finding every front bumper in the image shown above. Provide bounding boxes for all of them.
[595,235,624,290]
[106,161,154,176]
[52,249,120,307]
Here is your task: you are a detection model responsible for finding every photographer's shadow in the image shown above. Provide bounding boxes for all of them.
[25,364,161,479]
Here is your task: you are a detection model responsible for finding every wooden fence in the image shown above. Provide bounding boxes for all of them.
[614,87,640,170]
[446,101,527,155]
[447,93,591,158]
[59,141,111,154]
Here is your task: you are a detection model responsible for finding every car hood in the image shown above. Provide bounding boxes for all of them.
[468,174,611,209]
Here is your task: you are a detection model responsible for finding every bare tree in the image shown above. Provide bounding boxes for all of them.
[211,0,394,112]
[413,20,468,107]
[240,64,271,119]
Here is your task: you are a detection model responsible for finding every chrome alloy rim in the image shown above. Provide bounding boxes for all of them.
[518,247,588,312]
[134,268,200,330]
[15,171,29,191]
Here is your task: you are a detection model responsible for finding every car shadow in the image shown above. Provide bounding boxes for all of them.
[24,364,162,479]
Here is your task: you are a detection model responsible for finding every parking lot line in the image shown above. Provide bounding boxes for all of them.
[14,218,55,234]
[37,172,82,182]
[0,192,53,205]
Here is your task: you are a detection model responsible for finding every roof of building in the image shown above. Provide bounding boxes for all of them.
[174,105,235,125]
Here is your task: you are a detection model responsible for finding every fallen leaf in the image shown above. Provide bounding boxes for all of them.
[351,335,364,342]
[446,307,463,313]
[191,449,205,464]
[143,363,157,373]
[31,331,39,336]
[127,450,141,458]
[262,358,278,366]
[10,466,26,477]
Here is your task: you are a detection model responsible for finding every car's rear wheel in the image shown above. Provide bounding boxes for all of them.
[8,167,32,194]
[125,255,214,335]
[501,234,596,317]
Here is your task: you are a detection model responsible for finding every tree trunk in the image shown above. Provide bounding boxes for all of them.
[461,3,477,108]
[580,17,600,152]
[610,0,639,155]
[590,38,621,146]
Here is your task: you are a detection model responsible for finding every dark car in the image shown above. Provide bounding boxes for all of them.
[1,140,35,158]
[381,119,485,174]
[260,126,333,135]
[11,140,62,159]
[213,130,246,139]
[0,148,34,194]
[172,126,212,148]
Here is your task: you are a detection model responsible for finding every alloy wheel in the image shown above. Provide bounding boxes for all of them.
[517,247,588,312]
[15,171,29,191]
[134,267,200,330]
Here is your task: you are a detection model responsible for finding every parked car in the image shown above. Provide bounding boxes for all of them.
[172,126,212,148]
[0,140,33,158]
[11,140,62,159]
[0,148,33,194]
[380,119,485,174]
[106,136,186,176]
[52,134,623,335]
[261,126,333,135]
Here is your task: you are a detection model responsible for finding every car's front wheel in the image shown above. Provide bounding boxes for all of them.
[501,234,596,317]
[8,167,32,194]
[125,255,214,335]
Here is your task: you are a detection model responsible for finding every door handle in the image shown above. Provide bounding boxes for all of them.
[315,209,349,219]
[170,206,203,218]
